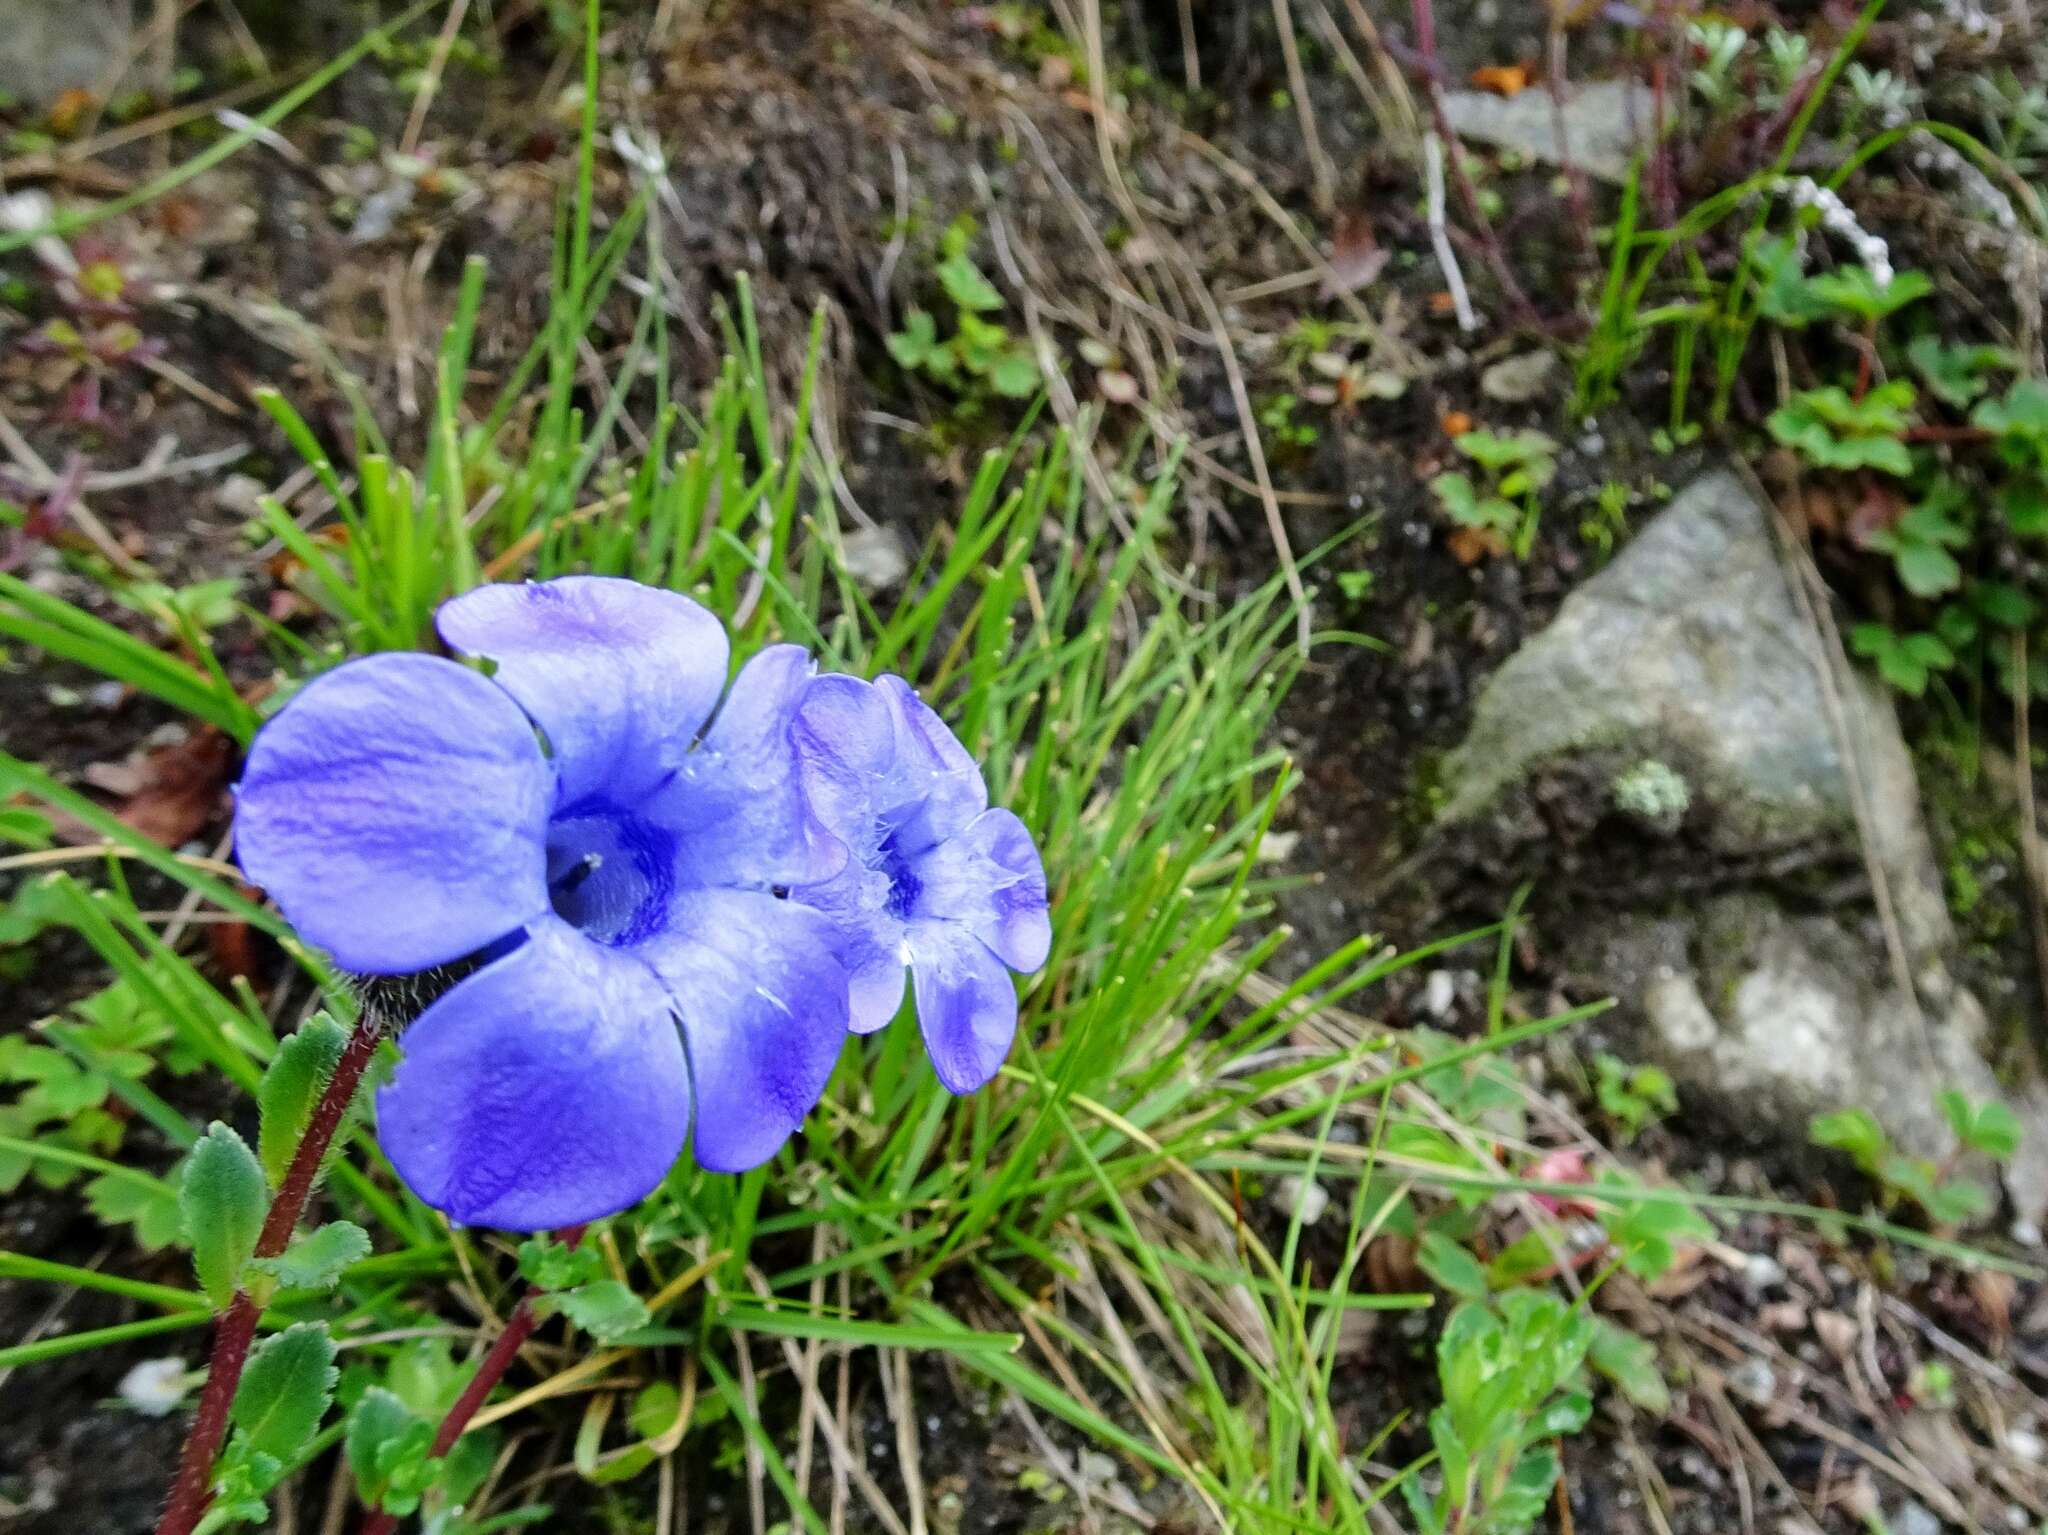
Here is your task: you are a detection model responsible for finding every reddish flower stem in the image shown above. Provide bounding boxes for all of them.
[357,1225,587,1535]
[155,1013,383,1535]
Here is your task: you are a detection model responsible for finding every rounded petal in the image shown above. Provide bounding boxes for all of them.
[376,918,691,1230]
[651,646,841,888]
[438,577,729,806]
[792,673,895,853]
[636,890,849,1171]
[907,920,1019,1093]
[875,676,987,849]
[233,653,551,974]
[849,956,908,1034]
[913,808,1051,973]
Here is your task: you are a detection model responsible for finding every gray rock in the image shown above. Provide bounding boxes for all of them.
[1443,471,1947,954]
[0,0,126,108]
[1441,80,1650,184]
[1438,470,2048,1221]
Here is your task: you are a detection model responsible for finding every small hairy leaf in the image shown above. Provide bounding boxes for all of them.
[181,1121,269,1309]
[555,1280,650,1340]
[232,1322,337,1462]
[248,1220,370,1291]
[346,1387,428,1510]
[257,1015,348,1187]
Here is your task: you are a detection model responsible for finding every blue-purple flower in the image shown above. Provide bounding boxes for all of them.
[233,577,850,1230]
[791,674,1051,1092]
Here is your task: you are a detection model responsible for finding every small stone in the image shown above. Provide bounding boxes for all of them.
[1480,350,1559,404]
[1889,1501,1942,1535]
[213,473,268,520]
[1274,1174,1329,1227]
[1811,1309,1858,1358]
[1742,1253,1786,1294]
[1422,969,1457,1019]
[839,525,910,594]
[2010,1423,2046,1463]
[1728,1357,1777,1406]
[117,1358,190,1416]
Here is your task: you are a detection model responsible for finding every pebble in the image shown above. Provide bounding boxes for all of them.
[1479,350,1558,404]
[1728,1357,1777,1406]
[840,525,910,593]
[213,473,268,519]
[1274,1174,1330,1227]
[1421,969,1457,1019]
[1742,1252,1786,1293]
[1890,1501,1942,1535]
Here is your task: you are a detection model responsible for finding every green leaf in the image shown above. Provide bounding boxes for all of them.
[517,1234,603,1292]
[1811,1107,1888,1176]
[1416,1230,1490,1300]
[1927,1177,1995,1227]
[1975,378,2048,442]
[85,1169,184,1251]
[248,1220,370,1291]
[631,1381,682,1439]
[347,1387,429,1511]
[1891,541,1962,598]
[232,1322,337,1462]
[257,1015,348,1188]
[2004,481,2048,537]
[1937,1090,2023,1160]
[1588,1317,1670,1414]
[555,1280,649,1341]
[885,309,937,370]
[1908,336,2010,408]
[1806,265,1932,321]
[1753,235,1825,326]
[935,250,1004,312]
[988,348,1042,399]
[181,1121,269,1309]
[1970,582,2038,629]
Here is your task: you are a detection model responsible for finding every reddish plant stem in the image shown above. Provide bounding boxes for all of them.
[357,1224,587,1535]
[156,1013,383,1535]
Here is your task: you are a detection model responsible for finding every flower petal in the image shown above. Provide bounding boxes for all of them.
[376,918,691,1230]
[798,862,904,1034]
[907,920,1019,1093]
[636,889,849,1171]
[792,673,895,853]
[913,808,1051,972]
[651,645,840,888]
[875,676,986,849]
[437,577,729,806]
[233,653,551,974]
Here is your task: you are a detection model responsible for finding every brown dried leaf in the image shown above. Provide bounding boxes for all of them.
[1447,527,1506,565]
[110,730,232,846]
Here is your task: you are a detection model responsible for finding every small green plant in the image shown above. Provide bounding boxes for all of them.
[1257,392,1320,455]
[886,216,1042,406]
[1593,1054,1678,1142]
[1810,1089,2021,1229]
[1765,380,1916,475]
[1432,429,1558,559]
[1402,1290,1594,1535]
